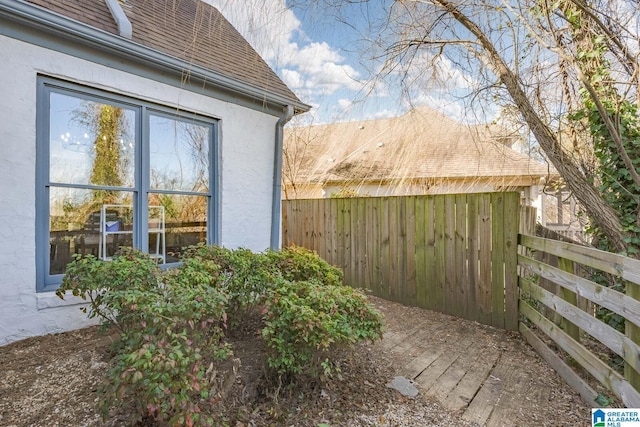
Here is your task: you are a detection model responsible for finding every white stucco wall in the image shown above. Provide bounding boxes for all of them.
[0,35,279,344]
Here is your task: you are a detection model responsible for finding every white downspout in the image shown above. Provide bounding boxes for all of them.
[105,0,132,39]
[270,105,294,250]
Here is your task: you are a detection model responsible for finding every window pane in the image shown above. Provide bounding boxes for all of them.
[150,194,207,262]
[49,92,135,187]
[150,115,210,192]
[49,187,134,275]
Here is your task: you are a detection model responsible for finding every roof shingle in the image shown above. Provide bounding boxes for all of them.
[285,106,555,186]
[25,0,302,104]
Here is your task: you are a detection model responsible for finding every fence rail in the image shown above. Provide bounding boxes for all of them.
[518,234,640,407]
[283,193,522,330]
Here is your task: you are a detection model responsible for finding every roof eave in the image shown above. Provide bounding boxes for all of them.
[316,174,549,185]
[0,0,311,114]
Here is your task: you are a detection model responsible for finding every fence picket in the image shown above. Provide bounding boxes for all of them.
[282,192,520,328]
[491,193,506,329]
[467,194,479,322]
[434,195,447,313]
[455,194,468,319]
[478,194,493,326]
[404,197,417,305]
[444,195,457,317]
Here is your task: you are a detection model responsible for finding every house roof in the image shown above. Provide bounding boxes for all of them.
[284,106,555,186]
[19,0,306,110]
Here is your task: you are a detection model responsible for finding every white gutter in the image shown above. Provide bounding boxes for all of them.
[0,0,311,113]
[270,105,294,250]
[104,0,132,39]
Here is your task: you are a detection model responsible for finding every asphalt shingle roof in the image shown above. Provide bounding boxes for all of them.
[25,0,302,105]
[285,106,555,186]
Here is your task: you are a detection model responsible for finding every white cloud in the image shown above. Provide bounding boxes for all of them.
[281,69,303,89]
[337,98,353,109]
[287,42,343,70]
[203,0,301,64]
[402,51,478,94]
[204,0,362,101]
[367,109,398,120]
[203,0,495,125]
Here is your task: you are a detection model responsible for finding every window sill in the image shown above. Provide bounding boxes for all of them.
[36,291,89,310]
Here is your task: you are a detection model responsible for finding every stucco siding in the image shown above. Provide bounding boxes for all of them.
[0,35,277,344]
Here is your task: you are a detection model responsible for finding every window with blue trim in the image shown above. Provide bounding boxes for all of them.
[37,78,218,291]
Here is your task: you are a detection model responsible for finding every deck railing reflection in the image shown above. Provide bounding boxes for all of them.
[49,221,206,274]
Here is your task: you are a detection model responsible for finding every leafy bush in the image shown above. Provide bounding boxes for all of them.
[58,247,160,328]
[58,249,230,426]
[265,245,343,286]
[59,244,385,424]
[183,244,345,308]
[261,278,384,378]
[100,275,230,426]
[183,244,274,312]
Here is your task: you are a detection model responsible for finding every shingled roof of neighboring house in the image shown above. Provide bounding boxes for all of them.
[285,106,555,186]
[23,0,302,106]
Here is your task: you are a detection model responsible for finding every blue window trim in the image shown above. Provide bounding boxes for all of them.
[36,76,219,292]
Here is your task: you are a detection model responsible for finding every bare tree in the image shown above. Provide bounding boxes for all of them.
[306,0,640,253]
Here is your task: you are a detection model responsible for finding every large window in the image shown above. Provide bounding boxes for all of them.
[37,78,218,291]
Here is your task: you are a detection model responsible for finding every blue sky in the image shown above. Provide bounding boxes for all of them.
[204,0,483,125]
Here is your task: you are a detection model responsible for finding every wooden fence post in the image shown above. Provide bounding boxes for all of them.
[503,193,519,331]
[627,281,640,392]
[558,257,580,342]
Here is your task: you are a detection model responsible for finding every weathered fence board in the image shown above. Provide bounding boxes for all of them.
[518,252,640,328]
[520,234,640,283]
[282,193,521,329]
[519,323,599,407]
[520,301,640,408]
[521,279,640,373]
[503,193,520,331]
[519,233,640,405]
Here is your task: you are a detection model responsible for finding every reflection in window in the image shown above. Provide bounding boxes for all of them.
[149,194,207,262]
[49,93,135,188]
[49,188,134,275]
[150,115,210,192]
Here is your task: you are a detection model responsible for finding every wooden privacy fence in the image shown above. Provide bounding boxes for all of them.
[282,193,524,330]
[518,234,640,407]
[283,194,640,405]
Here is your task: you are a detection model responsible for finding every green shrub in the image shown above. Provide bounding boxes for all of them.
[100,275,230,426]
[183,244,274,312]
[265,245,343,286]
[59,244,385,423]
[261,278,384,378]
[58,249,230,426]
[57,247,160,328]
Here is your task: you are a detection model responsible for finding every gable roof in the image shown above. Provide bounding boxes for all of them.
[285,106,554,186]
[7,0,307,111]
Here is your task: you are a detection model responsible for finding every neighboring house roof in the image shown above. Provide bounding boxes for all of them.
[6,0,308,112]
[285,106,555,187]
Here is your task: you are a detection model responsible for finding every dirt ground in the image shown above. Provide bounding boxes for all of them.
[0,297,590,427]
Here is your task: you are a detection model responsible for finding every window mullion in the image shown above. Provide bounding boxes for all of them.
[138,106,149,253]
[210,121,219,244]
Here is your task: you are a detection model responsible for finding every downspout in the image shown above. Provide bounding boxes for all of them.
[105,0,132,39]
[270,105,294,250]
